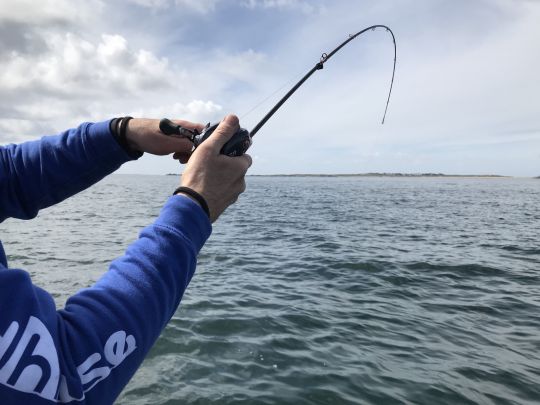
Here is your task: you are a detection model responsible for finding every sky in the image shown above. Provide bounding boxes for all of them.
[0,0,539,176]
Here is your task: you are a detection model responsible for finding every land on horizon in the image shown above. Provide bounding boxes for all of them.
[165,173,525,178]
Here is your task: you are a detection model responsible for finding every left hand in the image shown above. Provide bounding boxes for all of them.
[125,118,205,163]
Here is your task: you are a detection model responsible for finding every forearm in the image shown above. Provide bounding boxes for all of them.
[65,195,211,341]
[0,120,135,222]
[0,196,211,403]
[59,195,211,402]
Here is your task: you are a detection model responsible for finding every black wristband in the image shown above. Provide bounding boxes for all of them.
[119,116,132,142]
[110,116,143,159]
[173,186,210,218]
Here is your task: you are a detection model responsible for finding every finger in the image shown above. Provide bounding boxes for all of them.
[158,137,194,155]
[171,119,206,134]
[173,151,191,164]
[232,178,246,199]
[173,151,191,159]
[229,194,239,205]
[203,115,239,152]
[237,153,253,172]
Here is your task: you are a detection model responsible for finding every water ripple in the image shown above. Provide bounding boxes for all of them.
[3,176,540,404]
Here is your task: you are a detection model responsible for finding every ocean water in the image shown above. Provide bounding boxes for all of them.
[2,175,540,404]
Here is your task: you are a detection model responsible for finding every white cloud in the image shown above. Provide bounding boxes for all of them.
[130,100,223,122]
[0,0,103,24]
[0,32,173,96]
[0,119,41,143]
[124,0,219,13]
[125,0,169,8]
[0,30,185,142]
[198,49,267,85]
[124,0,321,13]
[0,25,259,143]
[241,0,324,13]
[174,0,219,13]
[0,0,538,175]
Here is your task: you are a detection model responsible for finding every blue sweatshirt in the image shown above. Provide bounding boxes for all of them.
[0,121,212,404]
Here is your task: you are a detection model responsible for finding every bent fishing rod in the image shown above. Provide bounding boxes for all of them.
[159,25,397,156]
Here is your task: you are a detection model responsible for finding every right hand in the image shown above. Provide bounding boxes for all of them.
[178,115,252,223]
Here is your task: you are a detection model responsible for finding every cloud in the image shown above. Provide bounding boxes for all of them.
[241,0,325,14]
[0,21,49,58]
[174,0,219,13]
[0,0,103,24]
[124,0,219,13]
[124,0,323,14]
[0,32,172,96]
[0,19,264,143]
[124,0,169,8]
[0,0,538,175]
[129,100,223,122]
[0,119,41,143]
[0,29,180,142]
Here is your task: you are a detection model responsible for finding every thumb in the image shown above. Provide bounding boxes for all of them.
[204,115,239,152]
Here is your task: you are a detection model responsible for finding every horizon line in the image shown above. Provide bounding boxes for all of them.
[115,172,540,178]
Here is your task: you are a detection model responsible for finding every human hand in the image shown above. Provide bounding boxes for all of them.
[178,115,252,222]
[125,118,205,163]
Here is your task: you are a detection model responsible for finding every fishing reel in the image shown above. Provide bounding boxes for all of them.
[159,118,252,157]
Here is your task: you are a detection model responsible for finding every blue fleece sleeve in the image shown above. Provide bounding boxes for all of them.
[0,120,133,222]
[0,195,212,404]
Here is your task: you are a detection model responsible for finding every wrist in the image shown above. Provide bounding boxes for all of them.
[173,186,210,218]
[124,119,144,152]
[110,117,143,158]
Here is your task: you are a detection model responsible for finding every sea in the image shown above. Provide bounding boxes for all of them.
[2,175,540,404]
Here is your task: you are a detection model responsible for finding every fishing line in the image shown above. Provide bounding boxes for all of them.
[239,68,313,121]
[160,25,397,155]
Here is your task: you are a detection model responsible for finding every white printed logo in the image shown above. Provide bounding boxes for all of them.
[0,316,136,402]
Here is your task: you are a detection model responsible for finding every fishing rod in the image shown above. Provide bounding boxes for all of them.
[159,25,397,156]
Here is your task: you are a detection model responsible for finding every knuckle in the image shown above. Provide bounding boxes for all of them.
[214,126,229,137]
[225,114,239,126]
[219,117,239,133]
[196,144,213,156]
[243,154,253,168]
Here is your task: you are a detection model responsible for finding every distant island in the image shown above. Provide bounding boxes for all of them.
[246,173,509,178]
[166,172,512,178]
